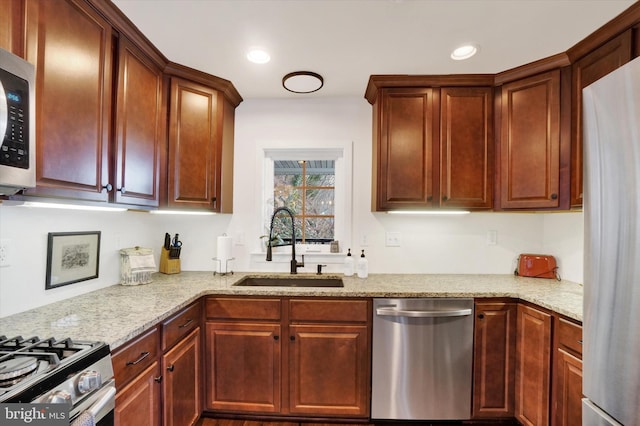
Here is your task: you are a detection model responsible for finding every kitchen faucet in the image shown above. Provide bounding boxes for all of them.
[266,206,304,274]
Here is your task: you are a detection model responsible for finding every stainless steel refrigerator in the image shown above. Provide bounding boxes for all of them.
[582,56,640,425]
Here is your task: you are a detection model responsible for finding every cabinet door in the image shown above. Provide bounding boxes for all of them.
[516,304,552,426]
[115,361,161,426]
[571,31,632,207]
[0,0,23,55]
[24,0,112,201]
[500,70,561,209]
[113,36,164,207]
[554,349,582,426]
[163,327,201,426]
[168,77,221,211]
[205,322,281,413]
[440,87,493,209]
[288,324,369,417]
[473,301,516,418]
[375,88,438,210]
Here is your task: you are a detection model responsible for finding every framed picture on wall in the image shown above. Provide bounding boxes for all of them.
[46,231,101,289]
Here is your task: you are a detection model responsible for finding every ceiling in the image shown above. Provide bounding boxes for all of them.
[112,0,636,100]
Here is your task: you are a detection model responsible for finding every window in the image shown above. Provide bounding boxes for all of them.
[273,160,335,244]
[261,143,352,253]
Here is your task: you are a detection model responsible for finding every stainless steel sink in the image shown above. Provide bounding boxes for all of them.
[233,276,344,288]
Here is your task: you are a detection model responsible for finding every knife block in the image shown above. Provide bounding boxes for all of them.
[159,247,181,274]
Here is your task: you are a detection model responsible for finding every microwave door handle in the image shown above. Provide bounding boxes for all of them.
[376,306,473,318]
[0,79,7,144]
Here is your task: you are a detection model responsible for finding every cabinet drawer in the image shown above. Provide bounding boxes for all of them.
[206,297,281,321]
[112,326,159,389]
[289,299,370,323]
[162,301,202,351]
[557,317,583,356]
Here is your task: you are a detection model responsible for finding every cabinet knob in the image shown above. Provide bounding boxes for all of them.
[102,183,113,192]
[167,364,175,372]
[427,196,433,201]
[117,187,126,194]
[551,193,558,200]
[477,313,485,319]
[290,336,295,342]
[442,196,448,202]
[273,335,279,341]
[154,376,163,383]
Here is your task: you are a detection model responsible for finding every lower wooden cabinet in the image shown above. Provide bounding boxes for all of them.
[552,318,583,426]
[163,327,202,426]
[472,301,517,418]
[515,303,552,426]
[115,361,162,426]
[204,297,371,419]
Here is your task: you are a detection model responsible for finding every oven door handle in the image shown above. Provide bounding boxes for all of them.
[0,79,7,143]
[88,380,116,418]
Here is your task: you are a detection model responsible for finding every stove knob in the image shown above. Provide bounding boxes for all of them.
[77,370,102,394]
[46,390,72,406]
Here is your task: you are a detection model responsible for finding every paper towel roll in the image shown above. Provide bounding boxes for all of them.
[216,235,232,273]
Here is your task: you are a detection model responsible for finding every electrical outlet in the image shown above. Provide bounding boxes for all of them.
[360,234,369,247]
[486,230,498,246]
[385,232,401,247]
[0,239,11,267]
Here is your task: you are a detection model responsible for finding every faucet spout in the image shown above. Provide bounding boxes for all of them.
[266,207,304,274]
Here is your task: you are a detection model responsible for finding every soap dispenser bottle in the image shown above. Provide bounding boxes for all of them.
[357,250,368,278]
[344,248,354,276]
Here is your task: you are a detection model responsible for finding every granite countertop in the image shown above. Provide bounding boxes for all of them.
[0,272,583,350]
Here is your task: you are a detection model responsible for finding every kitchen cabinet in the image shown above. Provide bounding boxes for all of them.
[0,0,23,56]
[204,297,371,419]
[161,301,203,426]
[112,35,165,207]
[113,327,162,426]
[166,70,237,212]
[552,317,583,426]
[472,300,517,419]
[498,69,563,209]
[369,82,493,211]
[113,302,203,426]
[515,303,552,426]
[570,31,632,207]
[23,0,113,202]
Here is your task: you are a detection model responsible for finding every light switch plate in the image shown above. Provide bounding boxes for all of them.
[486,230,498,245]
[0,239,11,267]
[385,232,401,247]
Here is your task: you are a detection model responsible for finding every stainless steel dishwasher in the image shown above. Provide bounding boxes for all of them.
[371,298,474,420]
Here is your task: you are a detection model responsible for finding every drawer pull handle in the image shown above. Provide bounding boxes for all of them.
[167,364,175,372]
[126,351,150,366]
[178,318,194,329]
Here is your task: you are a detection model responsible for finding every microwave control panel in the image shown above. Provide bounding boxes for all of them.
[0,68,30,169]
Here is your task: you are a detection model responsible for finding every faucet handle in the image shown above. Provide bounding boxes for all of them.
[317,264,327,275]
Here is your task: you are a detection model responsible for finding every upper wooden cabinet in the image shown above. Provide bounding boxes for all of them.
[0,0,24,56]
[440,87,493,209]
[113,36,165,207]
[369,79,494,211]
[498,69,565,209]
[23,0,113,202]
[166,66,238,213]
[570,31,632,207]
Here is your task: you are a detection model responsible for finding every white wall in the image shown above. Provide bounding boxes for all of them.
[0,96,584,318]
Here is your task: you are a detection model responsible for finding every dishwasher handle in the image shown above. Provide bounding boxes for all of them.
[376,305,472,318]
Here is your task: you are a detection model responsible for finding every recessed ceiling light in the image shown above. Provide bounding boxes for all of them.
[282,71,324,94]
[451,44,478,61]
[247,48,271,64]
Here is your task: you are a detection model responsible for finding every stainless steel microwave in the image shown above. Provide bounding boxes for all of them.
[0,47,35,195]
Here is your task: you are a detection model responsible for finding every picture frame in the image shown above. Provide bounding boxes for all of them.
[46,231,101,289]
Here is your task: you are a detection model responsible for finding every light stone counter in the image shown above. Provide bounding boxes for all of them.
[0,272,583,350]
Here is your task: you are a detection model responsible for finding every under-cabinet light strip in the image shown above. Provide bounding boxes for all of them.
[386,210,470,215]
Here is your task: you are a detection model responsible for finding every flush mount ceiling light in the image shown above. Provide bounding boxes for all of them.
[451,44,478,61]
[282,71,324,94]
[246,48,271,64]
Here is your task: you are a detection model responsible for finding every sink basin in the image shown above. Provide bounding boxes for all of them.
[233,276,344,288]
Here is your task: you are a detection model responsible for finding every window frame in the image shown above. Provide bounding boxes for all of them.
[259,141,352,254]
